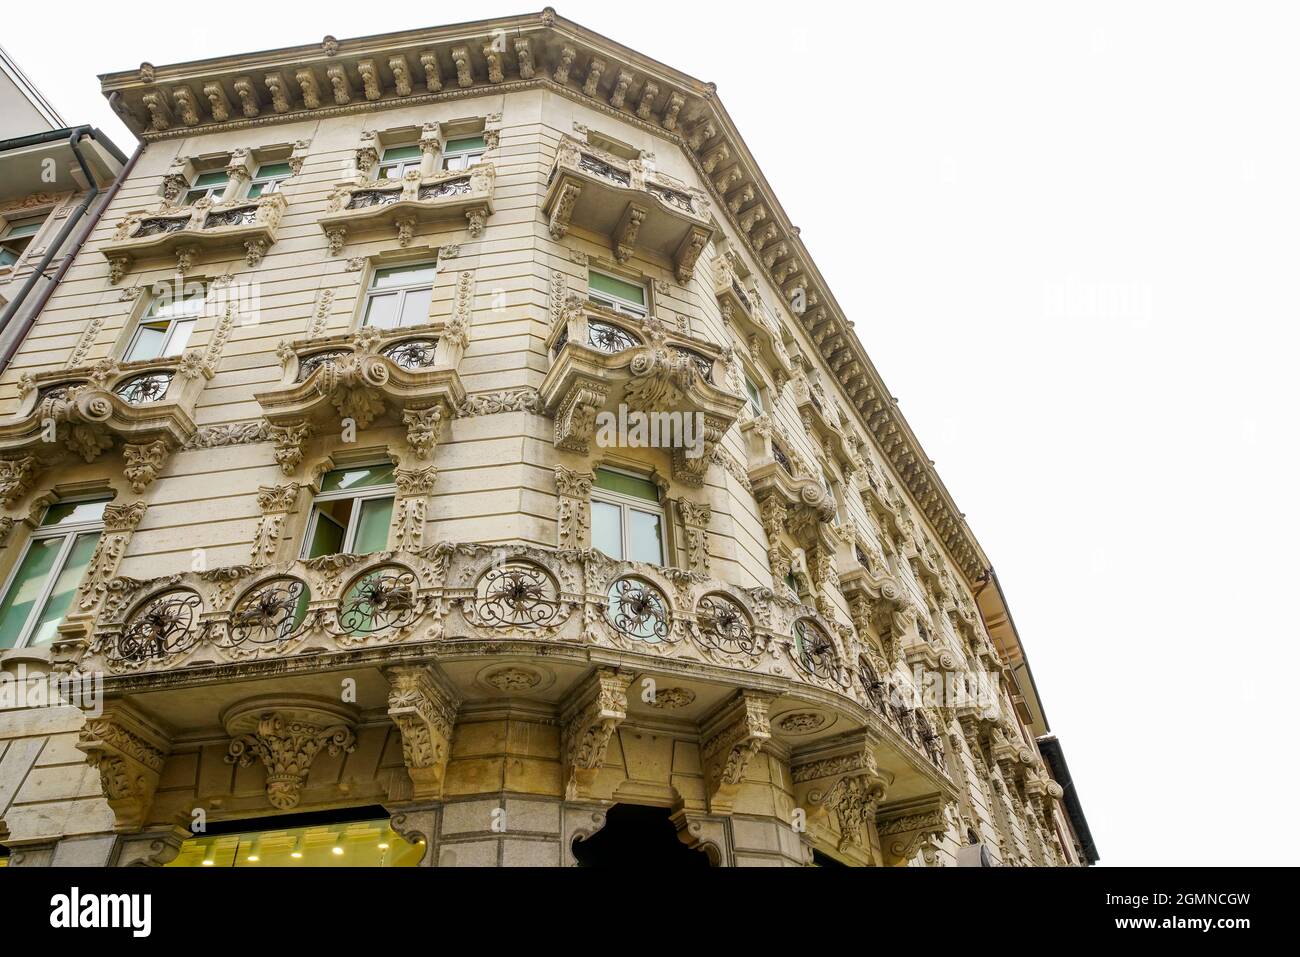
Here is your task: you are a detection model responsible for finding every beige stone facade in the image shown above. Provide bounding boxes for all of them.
[0,11,1090,867]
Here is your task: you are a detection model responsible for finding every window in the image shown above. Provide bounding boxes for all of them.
[441,135,486,171]
[166,810,423,868]
[361,262,436,329]
[247,162,292,198]
[125,282,207,361]
[588,271,647,318]
[0,217,44,268]
[185,171,229,205]
[743,374,765,417]
[302,464,396,558]
[590,468,664,564]
[0,499,108,650]
[377,144,421,180]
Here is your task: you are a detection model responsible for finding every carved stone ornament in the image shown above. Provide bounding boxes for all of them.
[76,701,173,832]
[385,665,460,801]
[223,697,357,811]
[562,667,632,800]
[700,689,772,815]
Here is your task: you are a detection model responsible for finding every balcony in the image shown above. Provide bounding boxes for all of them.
[100,192,287,281]
[738,413,837,526]
[318,163,496,251]
[543,136,713,282]
[712,253,793,382]
[253,324,466,475]
[538,303,744,486]
[0,354,210,499]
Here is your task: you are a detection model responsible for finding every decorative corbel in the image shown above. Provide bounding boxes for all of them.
[515,38,535,79]
[267,420,312,475]
[0,455,38,507]
[674,226,710,284]
[325,64,353,104]
[700,690,772,815]
[553,45,577,84]
[613,203,647,263]
[451,46,473,87]
[384,665,459,801]
[402,406,444,461]
[552,377,607,453]
[419,51,443,92]
[583,57,607,97]
[679,500,712,575]
[791,732,888,859]
[392,466,437,550]
[171,86,200,126]
[76,700,172,832]
[610,69,635,109]
[122,439,171,493]
[250,482,304,566]
[296,68,322,109]
[232,77,260,117]
[483,43,504,84]
[562,667,632,800]
[662,92,685,131]
[389,54,413,96]
[264,71,291,112]
[637,81,660,120]
[548,182,581,239]
[224,701,357,811]
[203,82,232,122]
[876,795,951,866]
[554,466,593,549]
[357,59,382,100]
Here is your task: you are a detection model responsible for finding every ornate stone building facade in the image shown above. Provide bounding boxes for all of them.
[0,11,1093,867]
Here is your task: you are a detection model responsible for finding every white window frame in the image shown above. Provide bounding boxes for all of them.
[743,371,766,417]
[588,270,648,319]
[590,468,666,565]
[300,470,397,558]
[361,262,437,330]
[377,143,421,181]
[185,171,229,205]
[0,216,45,268]
[247,162,292,197]
[0,499,107,650]
[124,284,208,361]
[441,137,486,171]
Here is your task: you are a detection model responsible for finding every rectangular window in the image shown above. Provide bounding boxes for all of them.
[441,135,486,171]
[0,217,44,268]
[744,374,765,417]
[125,282,207,362]
[590,468,664,564]
[361,262,436,330]
[0,499,108,650]
[378,145,421,180]
[247,162,292,198]
[588,271,647,318]
[302,464,396,559]
[185,171,229,205]
[165,814,424,867]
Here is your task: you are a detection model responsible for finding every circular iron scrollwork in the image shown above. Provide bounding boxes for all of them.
[381,338,439,371]
[229,577,310,645]
[114,371,173,405]
[297,350,349,381]
[468,562,560,629]
[695,593,757,655]
[792,618,839,680]
[338,565,418,635]
[112,589,203,662]
[587,319,640,354]
[606,577,670,642]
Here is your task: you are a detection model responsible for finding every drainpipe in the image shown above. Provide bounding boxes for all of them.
[0,125,141,374]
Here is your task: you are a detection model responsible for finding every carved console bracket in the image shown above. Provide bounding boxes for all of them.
[791,730,889,861]
[562,667,631,801]
[223,696,357,811]
[76,700,173,832]
[384,665,460,802]
[700,689,772,815]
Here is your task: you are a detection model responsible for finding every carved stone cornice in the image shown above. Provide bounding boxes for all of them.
[561,666,631,800]
[76,700,173,832]
[384,665,460,801]
[699,689,772,815]
[223,697,357,810]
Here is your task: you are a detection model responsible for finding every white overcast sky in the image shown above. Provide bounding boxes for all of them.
[6,1,1297,866]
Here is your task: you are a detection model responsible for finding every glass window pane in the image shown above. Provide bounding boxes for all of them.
[184,189,206,205]
[3,221,43,239]
[627,509,664,565]
[371,263,437,289]
[164,319,197,357]
[27,532,101,646]
[381,145,421,161]
[745,377,763,412]
[591,501,623,559]
[125,323,168,361]
[40,500,108,528]
[305,508,348,559]
[255,162,292,178]
[319,464,395,493]
[0,248,17,267]
[442,154,467,171]
[247,182,265,198]
[594,469,659,502]
[352,497,393,554]
[363,292,399,329]
[398,287,432,327]
[166,818,424,868]
[194,172,229,188]
[0,538,63,649]
[445,136,486,153]
[588,272,645,306]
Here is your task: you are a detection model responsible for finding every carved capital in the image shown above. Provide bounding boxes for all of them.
[224,699,356,811]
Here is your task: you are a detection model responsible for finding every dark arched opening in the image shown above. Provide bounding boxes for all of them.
[572,804,712,867]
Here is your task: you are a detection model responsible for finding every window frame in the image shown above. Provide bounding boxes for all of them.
[588,270,648,319]
[0,216,45,268]
[360,261,437,330]
[300,466,397,559]
[185,170,230,205]
[440,135,486,171]
[246,161,293,198]
[743,371,766,417]
[0,498,108,651]
[590,467,666,565]
[124,282,208,362]
[377,143,422,181]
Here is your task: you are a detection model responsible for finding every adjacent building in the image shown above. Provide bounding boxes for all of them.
[0,10,1094,867]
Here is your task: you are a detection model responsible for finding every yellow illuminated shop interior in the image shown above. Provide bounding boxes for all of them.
[167,815,423,867]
